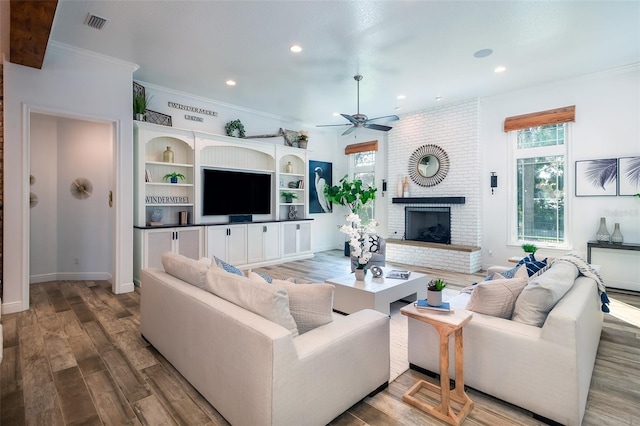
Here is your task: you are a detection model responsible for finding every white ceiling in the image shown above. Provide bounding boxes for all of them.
[49,1,640,126]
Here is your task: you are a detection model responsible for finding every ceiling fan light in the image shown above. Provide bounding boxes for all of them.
[290,45,302,53]
[226,80,236,86]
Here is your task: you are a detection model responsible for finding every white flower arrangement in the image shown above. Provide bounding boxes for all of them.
[340,213,378,269]
[297,130,309,141]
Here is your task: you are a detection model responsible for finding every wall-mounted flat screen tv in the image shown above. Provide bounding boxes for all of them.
[202,168,272,216]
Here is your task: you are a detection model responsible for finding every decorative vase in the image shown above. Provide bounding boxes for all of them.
[355,268,367,281]
[298,139,308,149]
[285,161,293,173]
[163,146,174,163]
[595,217,610,242]
[611,223,624,244]
[427,290,443,307]
[135,113,145,121]
[396,176,403,198]
[403,176,410,197]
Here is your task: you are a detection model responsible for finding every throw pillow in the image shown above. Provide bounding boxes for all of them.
[247,270,269,284]
[205,267,299,336]
[518,253,537,265]
[466,277,528,319]
[511,261,579,327]
[162,252,210,289]
[499,264,522,279]
[521,258,548,277]
[213,256,243,276]
[272,279,335,334]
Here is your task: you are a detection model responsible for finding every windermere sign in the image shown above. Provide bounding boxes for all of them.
[168,102,218,117]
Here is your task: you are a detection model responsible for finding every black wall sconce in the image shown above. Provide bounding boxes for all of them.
[382,179,387,196]
[490,172,498,195]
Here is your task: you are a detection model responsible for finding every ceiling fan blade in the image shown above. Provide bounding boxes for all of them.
[316,123,351,127]
[340,113,358,124]
[342,126,357,136]
[366,115,400,124]
[363,123,393,132]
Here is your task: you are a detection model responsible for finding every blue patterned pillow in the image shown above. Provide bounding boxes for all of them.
[256,271,273,283]
[522,258,548,277]
[214,256,243,276]
[518,253,537,265]
[499,264,522,279]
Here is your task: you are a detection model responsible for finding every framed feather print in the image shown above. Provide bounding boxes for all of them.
[618,156,640,196]
[309,160,332,213]
[575,158,617,196]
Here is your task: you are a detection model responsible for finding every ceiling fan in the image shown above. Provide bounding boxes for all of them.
[317,75,399,136]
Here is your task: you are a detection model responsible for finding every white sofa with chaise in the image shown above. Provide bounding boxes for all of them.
[407,262,603,426]
[140,258,390,426]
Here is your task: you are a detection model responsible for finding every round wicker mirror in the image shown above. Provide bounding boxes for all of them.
[408,144,449,187]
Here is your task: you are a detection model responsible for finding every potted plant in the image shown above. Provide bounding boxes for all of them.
[163,172,185,184]
[281,191,298,203]
[427,278,446,306]
[133,92,152,121]
[297,130,309,149]
[522,243,538,254]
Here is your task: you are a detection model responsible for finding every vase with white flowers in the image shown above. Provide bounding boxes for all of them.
[339,212,378,280]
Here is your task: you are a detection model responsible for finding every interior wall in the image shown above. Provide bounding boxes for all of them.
[3,42,137,313]
[480,65,640,286]
[29,114,113,282]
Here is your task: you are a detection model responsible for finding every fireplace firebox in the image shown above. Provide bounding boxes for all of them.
[405,207,451,244]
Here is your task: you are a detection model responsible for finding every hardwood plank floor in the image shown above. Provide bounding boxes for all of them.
[2,250,638,425]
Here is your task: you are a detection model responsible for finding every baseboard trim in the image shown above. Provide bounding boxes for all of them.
[30,272,112,284]
[368,382,389,397]
[2,300,26,314]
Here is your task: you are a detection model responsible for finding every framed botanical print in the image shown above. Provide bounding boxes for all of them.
[575,159,617,196]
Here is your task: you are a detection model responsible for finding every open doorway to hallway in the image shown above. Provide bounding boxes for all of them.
[29,113,114,286]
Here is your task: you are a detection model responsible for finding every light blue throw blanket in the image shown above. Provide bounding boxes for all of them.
[553,253,610,313]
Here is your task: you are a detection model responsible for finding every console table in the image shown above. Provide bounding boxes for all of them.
[587,241,640,263]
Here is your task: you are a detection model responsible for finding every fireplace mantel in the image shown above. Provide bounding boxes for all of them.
[391,197,465,204]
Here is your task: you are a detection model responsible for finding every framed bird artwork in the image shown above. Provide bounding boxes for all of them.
[309,160,332,213]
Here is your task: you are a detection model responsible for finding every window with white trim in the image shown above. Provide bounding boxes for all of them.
[351,150,376,221]
[509,123,568,246]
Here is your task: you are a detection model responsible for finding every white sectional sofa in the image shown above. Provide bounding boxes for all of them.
[140,261,390,426]
[407,265,603,426]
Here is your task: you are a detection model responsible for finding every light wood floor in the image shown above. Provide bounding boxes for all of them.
[1,250,638,425]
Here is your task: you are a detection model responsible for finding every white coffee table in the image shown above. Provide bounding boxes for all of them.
[326,268,428,315]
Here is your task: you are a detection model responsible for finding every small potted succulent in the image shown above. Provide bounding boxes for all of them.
[163,172,185,184]
[133,92,152,121]
[522,243,538,254]
[427,278,446,307]
[281,191,298,203]
[297,130,309,149]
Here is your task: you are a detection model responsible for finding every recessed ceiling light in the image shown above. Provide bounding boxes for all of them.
[474,48,493,58]
[435,96,442,101]
[332,112,340,116]
[226,80,236,86]
[397,95,406,100]
[290,45,302,53]
[394,107,401,110]
[494,66,507,73]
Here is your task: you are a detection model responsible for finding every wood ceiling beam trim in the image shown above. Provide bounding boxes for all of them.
[504,105,575,132]
[345,140,378,155]
[10,0,59,69]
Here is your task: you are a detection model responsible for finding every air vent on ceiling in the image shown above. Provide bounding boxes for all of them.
[85,13,109,30]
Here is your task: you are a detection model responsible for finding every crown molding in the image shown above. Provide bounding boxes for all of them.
[46,41,139,72]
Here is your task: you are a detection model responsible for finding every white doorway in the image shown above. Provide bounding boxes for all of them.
[29,112,115,286]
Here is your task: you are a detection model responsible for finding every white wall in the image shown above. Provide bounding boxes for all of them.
[4,42,137,313]
[481,65,640,285]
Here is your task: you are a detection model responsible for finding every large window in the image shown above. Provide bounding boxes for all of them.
[352,150,376,221]
[510,124,568,246]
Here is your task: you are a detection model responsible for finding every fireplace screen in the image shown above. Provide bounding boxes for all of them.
[405,207,451,244]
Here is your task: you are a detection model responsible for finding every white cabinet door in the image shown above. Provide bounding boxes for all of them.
[227,225,247,265]
[145,228,174,270]
[282,221,311,257]
[247,223,281,263]
[207,226,230,262]
[176,227,203,260]
[263,223,281,261]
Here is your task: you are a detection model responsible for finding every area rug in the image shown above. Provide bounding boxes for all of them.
[389,289,460,382]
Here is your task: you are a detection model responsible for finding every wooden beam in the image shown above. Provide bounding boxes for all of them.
[503,105,575,132]
[10,0,58,69]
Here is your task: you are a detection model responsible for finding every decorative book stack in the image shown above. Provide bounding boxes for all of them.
[414,299,452,312]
